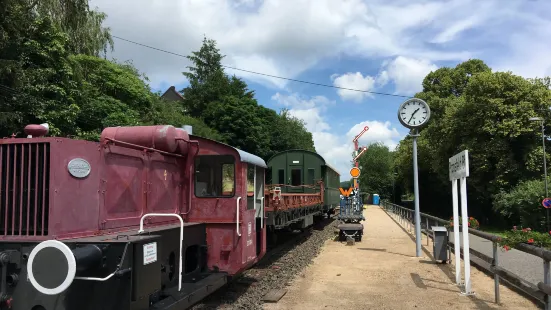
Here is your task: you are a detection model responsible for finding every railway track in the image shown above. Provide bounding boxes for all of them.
[192,214,337,310]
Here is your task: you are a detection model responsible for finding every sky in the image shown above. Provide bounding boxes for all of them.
[89,0,551,181]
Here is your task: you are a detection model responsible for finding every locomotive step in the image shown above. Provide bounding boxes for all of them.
[150,272,228,310]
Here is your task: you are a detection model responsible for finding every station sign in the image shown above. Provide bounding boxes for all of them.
[449,150,469,181]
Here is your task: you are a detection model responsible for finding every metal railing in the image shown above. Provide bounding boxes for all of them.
[381,200,551,309]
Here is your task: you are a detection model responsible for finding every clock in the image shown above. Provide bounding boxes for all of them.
[397,98,431,129]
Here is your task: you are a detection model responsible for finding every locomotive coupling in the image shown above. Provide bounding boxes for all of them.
[27,240,108,296]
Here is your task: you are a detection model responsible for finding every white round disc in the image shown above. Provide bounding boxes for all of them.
[27,240,77,295]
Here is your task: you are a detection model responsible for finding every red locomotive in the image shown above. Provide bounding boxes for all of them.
[0,123,328,310]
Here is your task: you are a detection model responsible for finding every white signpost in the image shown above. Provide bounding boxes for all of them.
[449,150,474,295]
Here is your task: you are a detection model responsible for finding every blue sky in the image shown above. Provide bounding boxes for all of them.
[91,0,551,180]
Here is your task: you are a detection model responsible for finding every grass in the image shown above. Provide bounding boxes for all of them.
[479,226,508,237]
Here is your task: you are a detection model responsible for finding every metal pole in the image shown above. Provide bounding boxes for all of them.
[492,242,500,304]
[412,129,422,257]
[542,121,549,232]
[544,259,550,310]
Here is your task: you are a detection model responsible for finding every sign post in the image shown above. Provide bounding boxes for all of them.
[449,150,474,295]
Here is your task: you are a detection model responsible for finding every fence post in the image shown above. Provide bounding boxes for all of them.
[492,242,500,304]
[545,259,550,310]
[426,217,429,246]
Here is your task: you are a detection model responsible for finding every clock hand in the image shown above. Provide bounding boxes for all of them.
[408,108,420,123]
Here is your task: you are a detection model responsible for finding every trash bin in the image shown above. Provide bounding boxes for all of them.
[432,226,448,263]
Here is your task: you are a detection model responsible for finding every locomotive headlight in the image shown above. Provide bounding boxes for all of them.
[27,240,77,295]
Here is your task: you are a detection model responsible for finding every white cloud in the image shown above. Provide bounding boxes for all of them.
[379,56,439,95]
[330,56,438,100]
[271,93,402,179]
[331,72,376,102]
[88,0,509,90]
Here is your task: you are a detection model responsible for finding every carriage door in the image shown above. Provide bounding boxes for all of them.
[254,167,265,256]
[287,153,304,193]
[243,164,259,264]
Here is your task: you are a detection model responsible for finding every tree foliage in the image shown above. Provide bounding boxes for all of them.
[0,0,222,141]
[180,36,315,159]
[356,142,396,198]
[393,59,551,230]
[0,1,315,163]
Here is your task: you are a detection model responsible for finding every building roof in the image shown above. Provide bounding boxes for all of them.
[161,86,185,102]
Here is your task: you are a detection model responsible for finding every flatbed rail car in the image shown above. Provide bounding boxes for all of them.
[266,150,340,225]
[263,183,325,231]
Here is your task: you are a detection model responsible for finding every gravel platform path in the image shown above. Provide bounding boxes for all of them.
[264,205,537,310]
[191,216,337,310]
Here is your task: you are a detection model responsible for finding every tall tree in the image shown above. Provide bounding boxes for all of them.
[394,59,551,228]
[180,36,315,159]
[30,0,113,56]
[356,142,395,197]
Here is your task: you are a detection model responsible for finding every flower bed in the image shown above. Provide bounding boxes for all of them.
[446,216,480,230]
[500,226,551,251]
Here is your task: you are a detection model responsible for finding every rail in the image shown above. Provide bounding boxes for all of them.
[380,200,551,309]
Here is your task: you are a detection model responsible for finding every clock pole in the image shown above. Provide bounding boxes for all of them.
[411,128,422,257]
[397,98,430,258]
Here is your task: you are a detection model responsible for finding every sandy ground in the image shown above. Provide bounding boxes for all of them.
[264,205,539,310]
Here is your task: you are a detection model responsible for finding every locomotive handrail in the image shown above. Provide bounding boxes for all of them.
[260,197,265,228]
[236,197,242,237]
[74,242,130,282]
[138,213,184,292]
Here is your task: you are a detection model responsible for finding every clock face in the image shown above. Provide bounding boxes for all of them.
[398,99,430,128]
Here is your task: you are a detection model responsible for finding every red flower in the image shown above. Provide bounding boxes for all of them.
[528,238,534,244]
[468,222,471,227]
[522,228,528,233]
[504,245,511,251]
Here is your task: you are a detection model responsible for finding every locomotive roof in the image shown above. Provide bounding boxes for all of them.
[266,149,340,176]
[191,135,267,168]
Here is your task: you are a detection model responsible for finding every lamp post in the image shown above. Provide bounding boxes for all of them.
[529,116,549,232]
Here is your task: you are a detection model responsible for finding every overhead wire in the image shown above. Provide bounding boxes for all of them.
[111,35,412,99]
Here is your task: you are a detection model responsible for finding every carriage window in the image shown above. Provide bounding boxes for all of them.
[307,168,315,185]
[247,165,255,209]
[195,155,235,197]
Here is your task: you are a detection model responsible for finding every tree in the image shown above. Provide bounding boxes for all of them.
[30,0,113,56]
[394,59,551,228]
[356,142,395,198]
[180,36,315,159]
[0,0,220,142]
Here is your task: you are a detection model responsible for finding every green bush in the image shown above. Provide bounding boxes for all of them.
[493,178,548,232]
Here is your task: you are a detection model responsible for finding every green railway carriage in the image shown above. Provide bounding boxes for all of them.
[266,149,341,214]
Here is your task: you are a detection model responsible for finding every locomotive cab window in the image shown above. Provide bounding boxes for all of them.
[195,155,235,197]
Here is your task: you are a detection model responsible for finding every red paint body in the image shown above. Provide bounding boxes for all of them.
[0,124,327,277]
[0,125,274,276]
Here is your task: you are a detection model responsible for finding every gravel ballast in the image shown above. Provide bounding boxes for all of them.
[192,217,336,310]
